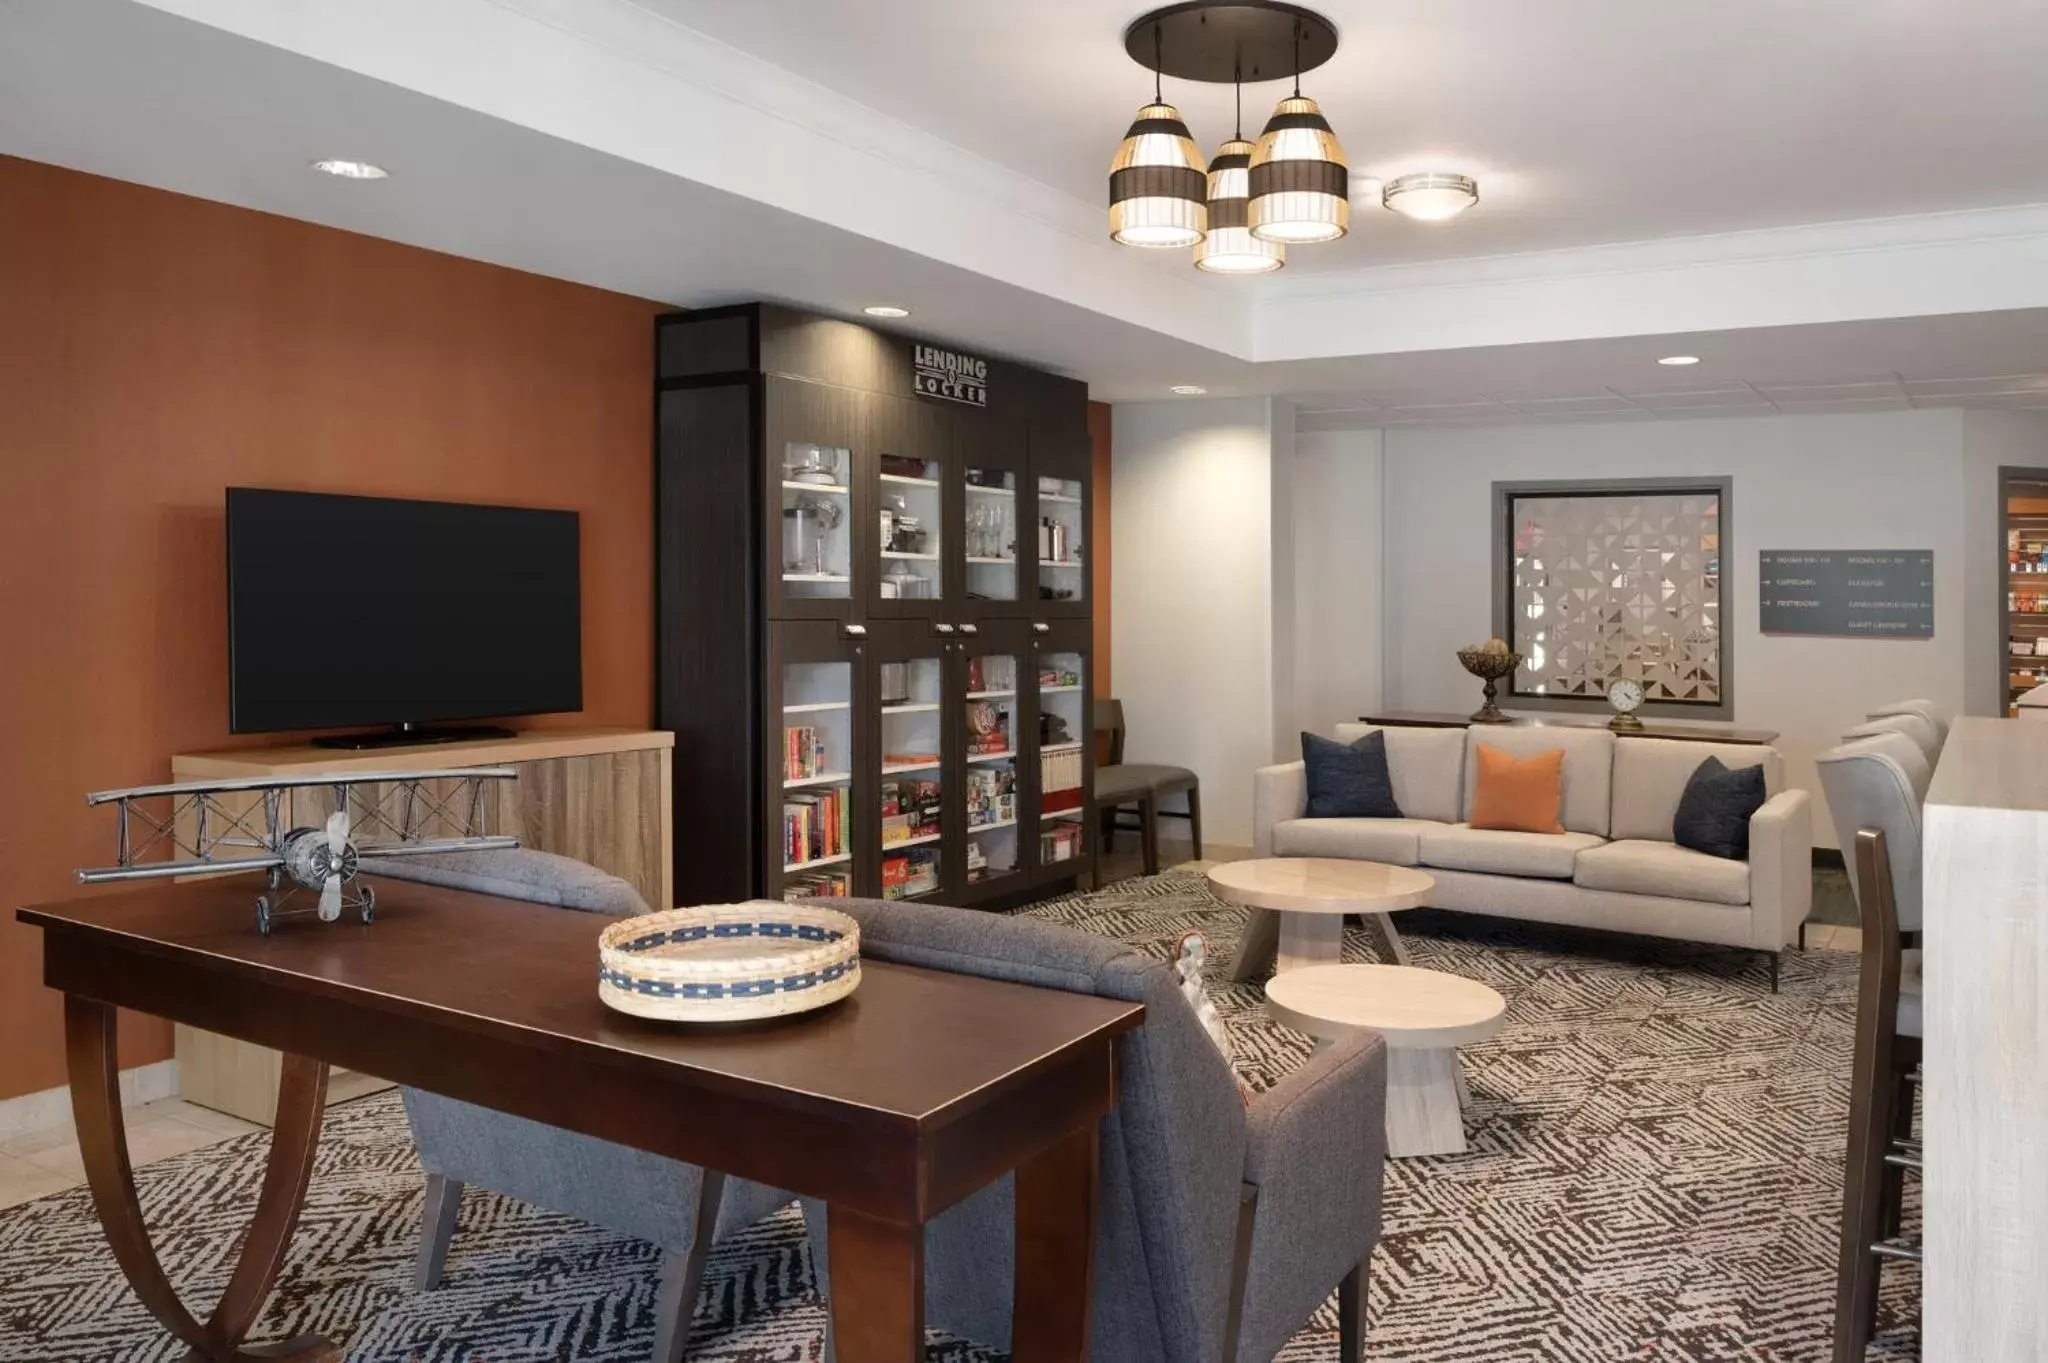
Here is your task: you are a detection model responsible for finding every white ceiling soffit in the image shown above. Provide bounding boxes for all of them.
[13,0,2048,401]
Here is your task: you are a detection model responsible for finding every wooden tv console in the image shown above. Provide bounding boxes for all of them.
[168,726,673,1124]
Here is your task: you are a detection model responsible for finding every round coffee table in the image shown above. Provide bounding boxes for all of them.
[1266,963,1506,1157]
[1207,857,1433,982]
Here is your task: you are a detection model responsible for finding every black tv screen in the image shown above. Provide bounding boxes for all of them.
[227,488,582,733]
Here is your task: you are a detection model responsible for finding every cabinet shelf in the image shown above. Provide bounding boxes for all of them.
[1039,493,1082,505]
[967,689,1016,700]
[1041,806,1084,820]
[966,484,1015,498]
[783,852,851,873]
[1040,742,1083,755]
[880,473,940,488]
[883,831,944,849]
[882,760,942,775]
[967,750,1015,765]
[781,480,850,495]
[1039,560,1082,569]
[783,572,851,583]
[1040,684,1083,694]
[784,771,852,790]
[881,550,940,561]
[969,818,1018,834]
[967,556,1015,565]
[882,702,941,714]
[783,700,850,714]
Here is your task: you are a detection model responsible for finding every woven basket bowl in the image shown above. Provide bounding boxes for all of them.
[597,902,861,1023]
[1455,646,1524,681]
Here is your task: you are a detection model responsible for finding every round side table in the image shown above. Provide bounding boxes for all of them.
[1266,963,1506,1157]
[1207,857,1433,982]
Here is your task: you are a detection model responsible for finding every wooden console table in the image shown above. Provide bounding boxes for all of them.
[1361,710,1779,745]
[169,727,673,1124]
[22,878,1139,1363]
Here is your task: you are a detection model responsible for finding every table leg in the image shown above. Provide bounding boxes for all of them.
[1225,907,1280,983]
[1361,912,1412,966]
[1275,912,1344,974]
[1012,1122,1101,1363]
[1382,1047,1469,1158]
[825,1204,924,1363]
[65,996,336,1361]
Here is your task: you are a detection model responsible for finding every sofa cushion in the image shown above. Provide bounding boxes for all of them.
[1461,725,1615,836]
[1573,839,1751,906]
[1301,730,1402,819]
[1469,743,1566,834]
[1610,738,1782,843]
[1673,757,1767,860]
[1335,723,1466,824]
[1417,824,1605,879]
[1271,817,1444,865]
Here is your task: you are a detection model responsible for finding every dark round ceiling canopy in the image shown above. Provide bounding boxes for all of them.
[1123,3,1340,85]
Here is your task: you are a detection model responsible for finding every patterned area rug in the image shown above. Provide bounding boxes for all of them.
[0,870,1918,1361]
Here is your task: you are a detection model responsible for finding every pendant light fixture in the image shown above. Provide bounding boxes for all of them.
[1108,25,1207,249]
[1247,18,1349,244]
[1194,72,1285,274]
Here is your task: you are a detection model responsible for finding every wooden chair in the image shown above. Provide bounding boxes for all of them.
[1816,736,1926,1360]
[1093,698,1201,882]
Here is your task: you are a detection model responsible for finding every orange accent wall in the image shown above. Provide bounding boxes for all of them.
[1089,401,1112,698]
[0,156,665,1101]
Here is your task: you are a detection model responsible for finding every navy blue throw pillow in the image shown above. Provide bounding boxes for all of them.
[1301,730,1403,819]
[1672,756,1767,860]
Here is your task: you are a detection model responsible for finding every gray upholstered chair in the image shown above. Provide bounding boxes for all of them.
[367,850,792,1363]
[1814,736,1926,1359]
[1866,697,1949,745]
[800,898,1388,1363]
[1094,698,1202,881]
[1842,712,1942,765]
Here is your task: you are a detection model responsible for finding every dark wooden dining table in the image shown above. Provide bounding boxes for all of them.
[19,879,1143,1363]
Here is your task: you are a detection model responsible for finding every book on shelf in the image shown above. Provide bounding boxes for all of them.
[782,787,847,866]
[880,779,942,843]
[783,867,851,902]
[1040,820,1084,863]
[1040,748,1083,809]
[882,846,940,900]
[784,724,828,781]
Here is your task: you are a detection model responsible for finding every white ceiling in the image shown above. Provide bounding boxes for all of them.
[12,0,2048,416]
[637,0,2048,273]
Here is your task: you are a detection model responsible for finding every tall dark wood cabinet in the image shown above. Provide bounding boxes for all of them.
[656,305,1097,906]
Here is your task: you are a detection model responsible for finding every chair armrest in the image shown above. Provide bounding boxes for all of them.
[1748,788,1812,950]
[1234,1030,1388,1362]
[1252,761,1307,858]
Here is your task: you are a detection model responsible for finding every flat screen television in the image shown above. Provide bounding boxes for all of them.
[227,488,582,745]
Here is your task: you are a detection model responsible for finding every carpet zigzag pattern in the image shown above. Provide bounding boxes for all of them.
[0,870,1917,1361]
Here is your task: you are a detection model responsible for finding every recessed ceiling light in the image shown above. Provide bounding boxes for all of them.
[1170,384,1208,395]
[1658,355,1701,366]
[862,305,911,318]
[1382,172,1479,222]
[310,159,388,180]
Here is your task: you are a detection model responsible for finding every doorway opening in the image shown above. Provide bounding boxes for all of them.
[2000,467,2048,714]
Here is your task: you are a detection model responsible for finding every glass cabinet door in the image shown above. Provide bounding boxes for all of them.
[963,468,1019,606]
[765,376,860,619]
[1031,473,1087,611]
[1033,639,1089,872]
[875,629,948,900]
[774,650,856,902]
[961,636,1024,890]
[870,395,950,617]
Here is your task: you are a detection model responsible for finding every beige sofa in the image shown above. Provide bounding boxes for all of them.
[1253,723,1812,981]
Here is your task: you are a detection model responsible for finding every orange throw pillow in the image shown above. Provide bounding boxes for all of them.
[1469,744,1566,834]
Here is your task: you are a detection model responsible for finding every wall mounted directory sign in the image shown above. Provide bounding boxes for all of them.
[1758,550,1934,638]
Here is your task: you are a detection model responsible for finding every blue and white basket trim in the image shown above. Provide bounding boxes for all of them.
[600,956,858,1000]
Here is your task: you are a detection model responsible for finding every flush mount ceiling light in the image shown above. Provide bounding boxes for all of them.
[1382,171,1479,222]
[1170,384,1209,395]
[862,305,911,318]
[1658,355,1702,366]
[309,158,388,180]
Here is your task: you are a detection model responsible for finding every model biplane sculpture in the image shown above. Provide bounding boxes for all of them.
[78,767,520,934]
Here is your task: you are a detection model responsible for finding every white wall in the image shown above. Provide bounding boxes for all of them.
[1111,398,1287,846]
[1290,428,1386,734]
[1380,409,1975,845]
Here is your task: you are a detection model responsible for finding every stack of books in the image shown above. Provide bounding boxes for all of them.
[1040,820,1084,864]
[785,725,828,780]
[783,787,847,866]
[1041,747,1083,812]
[783,867,852,902]
[881,779,942,844]
[966,765,1016,826]
[882,847,940,900]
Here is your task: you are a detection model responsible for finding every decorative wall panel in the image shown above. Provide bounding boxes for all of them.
[1506,488,1723,705]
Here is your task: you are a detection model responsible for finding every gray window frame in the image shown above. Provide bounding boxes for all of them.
[1491,476,1735,723]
